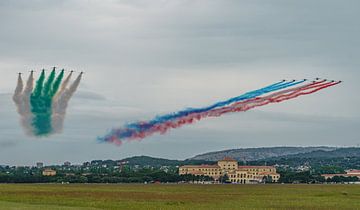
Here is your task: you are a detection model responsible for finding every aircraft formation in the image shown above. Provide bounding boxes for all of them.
[13,70,341,145]
[13,68,83,136]
[98,78,341,145]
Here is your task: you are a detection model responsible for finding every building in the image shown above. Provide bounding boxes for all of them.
[218,157,238,172]
[42,169,56,176]
[346,169,360,176]
[36,162,44,168]
[179,164,222,180]
[322,169,360,179]
[179,157,280,184]
[235,166,280,183]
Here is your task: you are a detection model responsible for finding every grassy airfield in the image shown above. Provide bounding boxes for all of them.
[0,184,359,210]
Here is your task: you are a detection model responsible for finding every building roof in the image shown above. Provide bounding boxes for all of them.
[321,174,349,177]
[180,164,220,169]
[43,168,56,172]
[238,166,275,169]
[346,169,360,174]
[219,157,237,162]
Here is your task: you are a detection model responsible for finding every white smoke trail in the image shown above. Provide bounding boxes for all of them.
[12,73,35,136]
[21,72,35,136]
[12,74,24,114]
[53,71,72,102]
[52,73,82,133]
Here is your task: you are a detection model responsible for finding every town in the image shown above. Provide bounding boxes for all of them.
[1,155,359,184]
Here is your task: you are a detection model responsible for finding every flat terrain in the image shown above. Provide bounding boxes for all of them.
[0,184,359,210]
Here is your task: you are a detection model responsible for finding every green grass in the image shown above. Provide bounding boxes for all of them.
[0,184,359,210]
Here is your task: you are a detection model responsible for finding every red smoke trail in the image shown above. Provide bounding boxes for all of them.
[105,81,339,145]
[220,80,328,108]
[210,80,337,116]
[114,81,339,143]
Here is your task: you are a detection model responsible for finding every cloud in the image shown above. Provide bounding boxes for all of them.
[0,0,359,165]
[0,141,17,148]
[74,91,107,101]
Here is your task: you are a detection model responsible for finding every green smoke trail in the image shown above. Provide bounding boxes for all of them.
[42,68,56,98]
[30,69,63,136]
[50,69,64,97]
[31,69,45,98]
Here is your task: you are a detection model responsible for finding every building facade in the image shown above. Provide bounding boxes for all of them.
[179,157,280,184]
[42,169,56,176]
[179,164,222,180]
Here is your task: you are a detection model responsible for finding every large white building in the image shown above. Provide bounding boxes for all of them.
[179,157,280,183]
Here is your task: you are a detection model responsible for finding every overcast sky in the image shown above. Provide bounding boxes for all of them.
[0,0,359,166]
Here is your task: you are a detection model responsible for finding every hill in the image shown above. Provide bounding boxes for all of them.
[119,156,215,167]
[270,147,360,159]
[87,147,360,170]
[189,146,337,162]
[250,147,360,170]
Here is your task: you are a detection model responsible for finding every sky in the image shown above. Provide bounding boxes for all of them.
[0,0,359,166]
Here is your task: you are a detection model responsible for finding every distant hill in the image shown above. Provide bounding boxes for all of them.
[189,147,337,162]
[91,147,360,170]
[120,156,181,167]
[268,147,360,160]
[119,156,215,167]
[250,147,360,170]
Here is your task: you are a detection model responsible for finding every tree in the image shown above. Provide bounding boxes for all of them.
[219,174,229,183]
[262,175,273,183]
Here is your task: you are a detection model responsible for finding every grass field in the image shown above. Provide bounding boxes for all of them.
[0,184,359,210]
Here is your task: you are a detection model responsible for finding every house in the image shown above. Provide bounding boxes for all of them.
[42,168,56,176]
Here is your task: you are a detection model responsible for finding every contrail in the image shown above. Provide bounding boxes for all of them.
[99,80,340,145]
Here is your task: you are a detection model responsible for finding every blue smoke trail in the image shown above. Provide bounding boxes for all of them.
[125,80,306,133]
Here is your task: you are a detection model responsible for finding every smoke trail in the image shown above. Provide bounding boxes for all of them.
[209,81,338,117]
[31,70,45,98]
[50,69,64,97]
[42,68,56,98]
[99,80,339,145]
[30,69,46,134]
[126,80,306,132]
[14,69,82,136]
[30,69,52,135]
[99,80,309,143]
[20,71,35,135]
[165,81,339,138]
[52,73,82,133]
[51,71,72,130]
[53,70,72,103]
[12,72,36,136]
[12,74,24,115]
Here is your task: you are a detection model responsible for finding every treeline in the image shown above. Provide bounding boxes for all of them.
[1,170,359,184]
[279,171,359,184]
[250,157,360,171]
[0,168,213,184]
